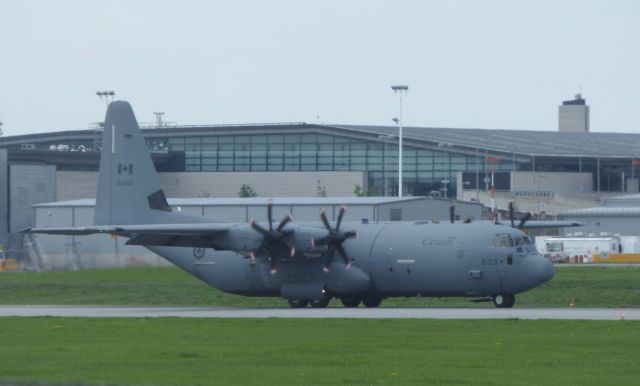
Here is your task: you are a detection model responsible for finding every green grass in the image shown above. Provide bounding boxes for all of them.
[0,318,638,386]
[0,265,639,308]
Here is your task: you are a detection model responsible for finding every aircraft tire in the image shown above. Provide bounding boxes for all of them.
[310,298,331,308]
[493,293,515,308]
[505,294,515,308]
[340,297,361,308]
[288,299,309,308]
[362,296,382,308]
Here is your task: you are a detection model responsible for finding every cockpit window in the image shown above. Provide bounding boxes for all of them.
[493,234,514,248]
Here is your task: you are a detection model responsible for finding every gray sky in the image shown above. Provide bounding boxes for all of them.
[1,0,639,136]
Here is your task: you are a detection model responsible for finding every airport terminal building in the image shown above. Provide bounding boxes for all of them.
[1,97,640,261]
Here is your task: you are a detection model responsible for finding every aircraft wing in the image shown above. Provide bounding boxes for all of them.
[494,220,584,229]
[20,223,230,248]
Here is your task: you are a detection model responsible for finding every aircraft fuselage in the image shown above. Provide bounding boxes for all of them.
[148,221,553,302]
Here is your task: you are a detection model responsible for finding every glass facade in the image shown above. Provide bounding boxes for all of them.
[5,127,634,196]
[151,132,516,197]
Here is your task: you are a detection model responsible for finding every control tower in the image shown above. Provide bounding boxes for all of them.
[559,94,590,132]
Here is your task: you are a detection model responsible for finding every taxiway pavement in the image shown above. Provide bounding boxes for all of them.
[0,306,637,320]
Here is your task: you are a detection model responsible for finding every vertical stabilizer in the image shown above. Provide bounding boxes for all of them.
[94,101,172,225]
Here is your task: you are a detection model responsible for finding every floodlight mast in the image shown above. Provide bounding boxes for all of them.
[391,85,408,197]
[95,90,116,109]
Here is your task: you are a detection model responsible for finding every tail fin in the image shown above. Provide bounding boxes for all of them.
[94,101,172,225]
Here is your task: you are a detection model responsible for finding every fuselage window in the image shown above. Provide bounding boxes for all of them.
[507,254,513,265]
[514,237,524,253]
[493,234,514,248]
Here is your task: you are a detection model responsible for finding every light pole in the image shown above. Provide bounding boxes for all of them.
[391,85,408,197]
[438,142,453,198]
[378,134,395,196]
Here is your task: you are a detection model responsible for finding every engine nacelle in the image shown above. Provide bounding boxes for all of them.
[324,263,371,295]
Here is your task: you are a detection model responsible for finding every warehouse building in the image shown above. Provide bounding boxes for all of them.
[559,194,640,236]
[25,196,483,270]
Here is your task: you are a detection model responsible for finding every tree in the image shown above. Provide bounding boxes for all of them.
[238,184,258,198]
[316,180,328,197]
[353,184,365,197]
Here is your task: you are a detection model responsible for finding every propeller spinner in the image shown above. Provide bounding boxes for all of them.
[312,206,357,272]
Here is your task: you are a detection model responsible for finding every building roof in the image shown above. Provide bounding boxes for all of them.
[560,206,640,216]
[33,196,440,208]
[331,125,640,158]
[3,122,640,159]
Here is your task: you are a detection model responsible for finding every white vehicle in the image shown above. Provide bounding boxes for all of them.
[535,235,621,263]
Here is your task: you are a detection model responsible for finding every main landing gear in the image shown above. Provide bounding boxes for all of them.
[493,293,515,308]
[287,295,383,308]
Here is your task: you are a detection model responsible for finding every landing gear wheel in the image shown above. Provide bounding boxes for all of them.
[362,296,382,308]
[288,299,308,308]
[340,297,361,308]
[493,293,515,308]
[504,294,515,308]
[310,298,331,308]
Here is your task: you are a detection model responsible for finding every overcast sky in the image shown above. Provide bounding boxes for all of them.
[1,0,639,136]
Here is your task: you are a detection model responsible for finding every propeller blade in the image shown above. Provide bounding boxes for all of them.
[269,257,278,274]
[320,208,332,231]
[449,203,455,224]
[509,201,515,228]
[323,252,333,272]
[518,211,533,229]
[277,214,293,231]
[267,202,273,231]
[335,244,351,268]
[283,240,296,257]
[250,220,268,235]
[336,206,346,231]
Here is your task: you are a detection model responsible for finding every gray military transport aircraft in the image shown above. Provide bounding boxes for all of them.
[23,101,564,308]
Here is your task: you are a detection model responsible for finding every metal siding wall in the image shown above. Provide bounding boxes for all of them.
[56,171,98,200]
[291,205,325,221]
[0,149,8,236]
[10,164,57,233]
[562,215,640,236]
[334,205,373,223]
[203,206,246,222]
[73,207,95,227]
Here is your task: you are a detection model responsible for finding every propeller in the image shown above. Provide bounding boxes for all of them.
[312,206,357,272]
[508,201,515,228]
[249,201,295,274]
[518,210,533,229]
[506,201,532,229]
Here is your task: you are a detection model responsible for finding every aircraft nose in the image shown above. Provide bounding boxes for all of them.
[521,255,555,291]
[540,257,555,283]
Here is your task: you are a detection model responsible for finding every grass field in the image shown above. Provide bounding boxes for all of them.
[0,318,638,386]
[1,265,639,308]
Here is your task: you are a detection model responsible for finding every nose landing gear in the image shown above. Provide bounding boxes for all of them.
[493,293,515,308]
